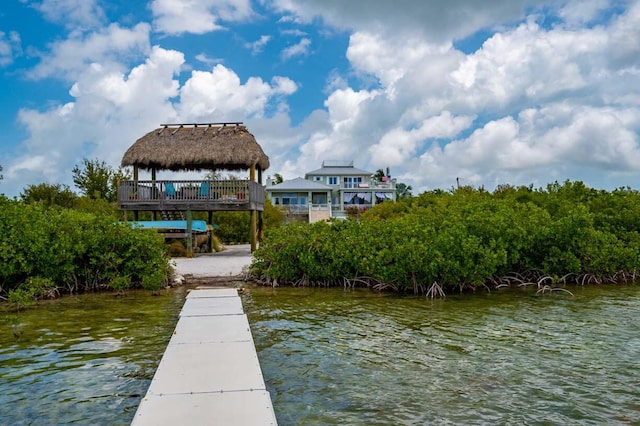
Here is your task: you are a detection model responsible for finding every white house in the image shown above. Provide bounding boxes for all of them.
[266,160,397,222]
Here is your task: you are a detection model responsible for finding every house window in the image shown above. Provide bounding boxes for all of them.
[312,194,327,204]
[281,193,306,206]
[313,176,323,182]
[328,176,338,185]
[343,177,362,188]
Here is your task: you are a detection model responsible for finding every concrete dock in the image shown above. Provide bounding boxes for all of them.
[131,248,278,425]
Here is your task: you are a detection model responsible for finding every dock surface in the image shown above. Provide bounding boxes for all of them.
[131,288,278,426]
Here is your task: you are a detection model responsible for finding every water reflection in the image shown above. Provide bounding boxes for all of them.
[244,286,640,425]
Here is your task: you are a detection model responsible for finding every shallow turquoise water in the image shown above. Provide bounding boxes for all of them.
[2,285,640,425]
[0,289,186,425]
[243,285,640,425]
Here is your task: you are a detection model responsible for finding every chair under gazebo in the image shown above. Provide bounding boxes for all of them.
[117,122,269,253]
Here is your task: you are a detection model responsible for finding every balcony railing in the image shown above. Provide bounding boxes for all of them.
[118,180,265,211]
[342,182,396,189]
[276,204,331,214]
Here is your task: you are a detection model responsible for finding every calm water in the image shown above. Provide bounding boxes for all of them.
[0,289,186,425]
[243,285,640,425]
[2,285,640,425]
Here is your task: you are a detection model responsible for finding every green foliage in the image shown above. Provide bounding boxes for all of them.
[0,196,171,298]
[21,183,77,208]
[110,275,131,294]
[141,269,166,293]
[263,198,283,230]
[72,158,130,202]
[396,182,413,198]
[73,196,120,218]
[252,181,640,295]
[7,288,34,310]
[212,211,250,243]
[7,277,55,310]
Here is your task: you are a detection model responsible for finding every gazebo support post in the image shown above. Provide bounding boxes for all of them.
[250,165,257,252]
[208,211,214,253]
[133,166,139,221]
[250,210,257,252]
[186,209,193,258]
[258,168,264,240]
[151,168,157,220]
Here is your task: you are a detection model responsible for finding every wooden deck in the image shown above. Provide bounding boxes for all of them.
[118,180,265,211]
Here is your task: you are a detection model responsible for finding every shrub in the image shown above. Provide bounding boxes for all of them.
[0,196,171,297]
[167,241,187,257]
[251,181,640,295]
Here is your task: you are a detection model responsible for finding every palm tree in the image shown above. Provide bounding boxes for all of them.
[396,182,413,198]
[374,167,390,182]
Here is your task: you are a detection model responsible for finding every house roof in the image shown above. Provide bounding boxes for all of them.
[305,165,373,177]
[266,177,331,191]
[121,123,270,172]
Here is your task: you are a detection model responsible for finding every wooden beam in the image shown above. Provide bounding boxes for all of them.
[250,210,257,252]
[208,211,214,253]
[160,122,243,127]
[186,210,193,258]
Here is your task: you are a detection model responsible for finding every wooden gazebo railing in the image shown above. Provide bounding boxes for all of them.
[117,179,265,212]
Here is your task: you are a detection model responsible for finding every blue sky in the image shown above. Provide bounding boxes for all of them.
[1,0,639,197]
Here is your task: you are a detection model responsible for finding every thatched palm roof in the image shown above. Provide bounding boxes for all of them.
[121,123,270,171]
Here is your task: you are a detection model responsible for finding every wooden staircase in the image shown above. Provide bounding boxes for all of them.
[161,211,185,220]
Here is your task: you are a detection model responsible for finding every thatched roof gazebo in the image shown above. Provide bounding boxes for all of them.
[117,122,269,253]
[121,122,270,172]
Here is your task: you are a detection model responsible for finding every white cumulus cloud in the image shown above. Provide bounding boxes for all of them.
[281,37,311,60]
[151,0,254,35]
[32,0,105,31]
[27,23,151,81]
[177,64,297,121]
[0,31,21,67]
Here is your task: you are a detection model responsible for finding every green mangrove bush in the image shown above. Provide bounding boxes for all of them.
[0,196,171,302]
[251,181,640,295]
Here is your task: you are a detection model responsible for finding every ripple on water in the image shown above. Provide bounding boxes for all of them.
[245,285,640,426]
[0,289,184,425]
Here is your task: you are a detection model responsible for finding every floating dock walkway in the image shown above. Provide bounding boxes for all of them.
[131,288,278,425]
